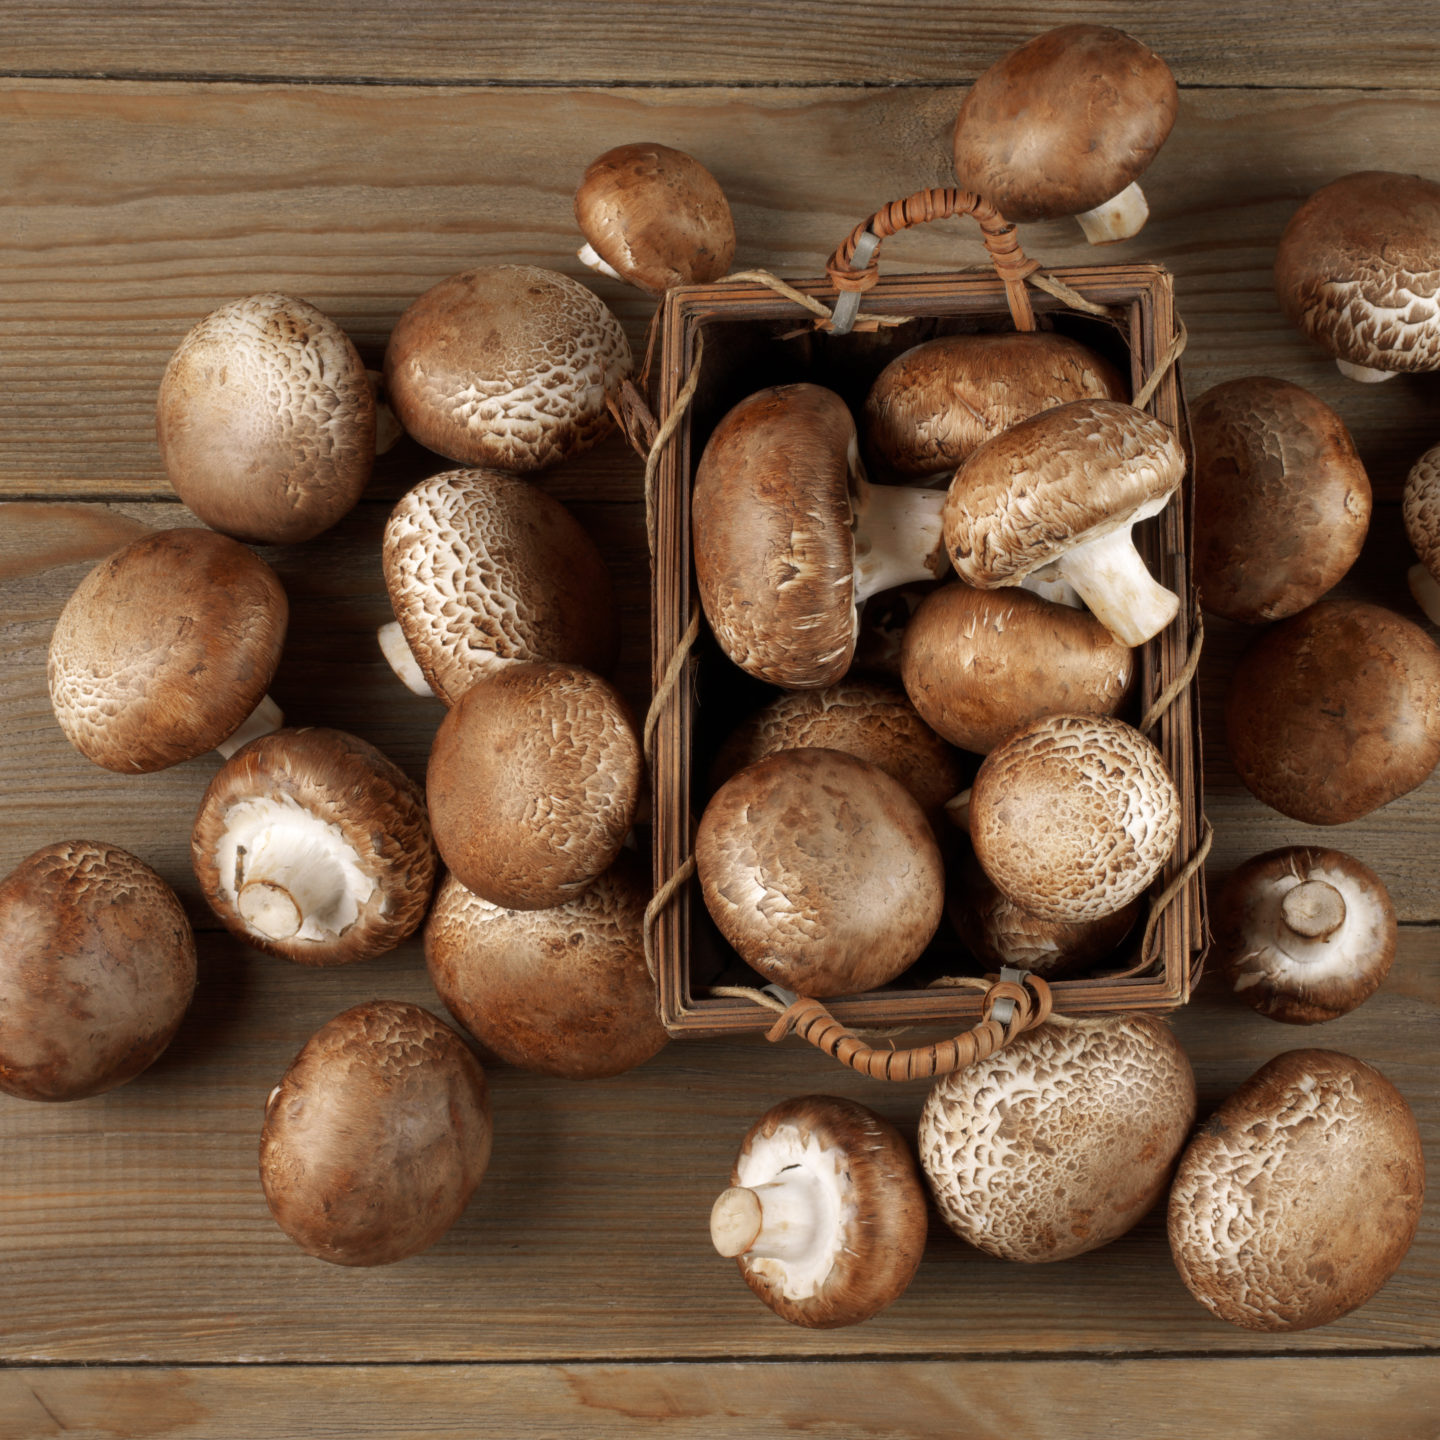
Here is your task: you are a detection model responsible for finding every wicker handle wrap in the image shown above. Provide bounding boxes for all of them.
[826,187,1040,332]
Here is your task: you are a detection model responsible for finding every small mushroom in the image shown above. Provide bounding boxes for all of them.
[260,1000,493,1266]
[710,1095,928,1328]
[1401,441,1440,623]
[574,142,735,294]
[942,399,1185,647]
[383,265,632,470]
[1191,377,1371,622]
[1168,1049,1424,1330]
[379,467,619,703]
[191,727,437,967]
[918,1015,1196,1262]
[1275,170,1440,382]
[49,527,288,773]
[952,25,1178,244]
[0,841,197,1102]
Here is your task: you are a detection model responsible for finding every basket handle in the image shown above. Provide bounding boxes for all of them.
[826,186,1041,336]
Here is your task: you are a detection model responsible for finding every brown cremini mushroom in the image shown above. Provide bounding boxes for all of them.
[1401,441,1440,623]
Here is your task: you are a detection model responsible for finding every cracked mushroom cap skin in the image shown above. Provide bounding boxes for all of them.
[695,747,945,998]
[48,527,288,773]
[383,468,619,705]
[918,1014,1196,1263]
[574,142,736,295]
[1224,599,1440,826]
[156,293,376,545]
[1275,171,1440,378]
[1192,378,1371,624]
[0,841,197,1102]
[260,1000,493,1267]
[383,265,632,471]
[426,660,642,911]
[1402,442,1440,618]
[425,855,667,1080]
[1168,1049,1425,1331]
[191,728,437,967]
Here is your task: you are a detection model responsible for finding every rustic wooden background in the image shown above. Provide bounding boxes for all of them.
[1,4,1437,1436]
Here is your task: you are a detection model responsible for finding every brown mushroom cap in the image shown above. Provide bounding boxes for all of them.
[191,727,437,967]
[1212,847,1396,1025]
[1191,377,1371,622]
[1168,1049,1424,1331]
[574,142,736,295]
[426,660,642,910]
[1224,599,1440,825]
[48,527,288,773]
[383,265,632,471]
[919,1014,1196,1262]
[382,468,619,704]
[259,1000,492,1266]
[863,332,1127,480]
[425,855,667,1080]
[156,293,376,545]
[713,1095,928,1328]
[900,581,1134,754]
[695,747,945,998]
[0,841,196,1102]
[1275,171,1440,379]
[1402,441,1440,621]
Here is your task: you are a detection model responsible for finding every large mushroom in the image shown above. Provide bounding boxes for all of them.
[1401,441,1440,623]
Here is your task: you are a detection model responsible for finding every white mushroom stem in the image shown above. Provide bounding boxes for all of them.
[1019,561,1085,609]
[1280,880,1346,942]
[710,1175,828,1263]
[1407,564,1440,626]
[1052,500,1179,647]
[1335,359,1400,384]
[945,788,972,831]
[577,242,624,283]
[851,478,950,606]
[378,621,437,699]
[1075,181,1150,245]
[365,370,404,455]
[215,694,284,759]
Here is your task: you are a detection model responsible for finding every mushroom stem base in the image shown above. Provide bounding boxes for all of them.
[1076,182,1149,245]
[852,479,950,608]
[577,242,623,283]
[1407,564,1440,626]
[1054,516,1178,647]
[1335,359,1400,384]
[216,694,284,759]
[378,622,437,699]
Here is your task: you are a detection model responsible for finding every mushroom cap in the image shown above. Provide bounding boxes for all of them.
[900,581,1134,754]
[695,747,945,998]
[724,1095,928,1328]
[952,25,1178,224]
[382,467,619,704]
[969,713,1180,923]
[574,142,736,294]
[259,1000,493,1266]
[156,292,376,545]
[1191,377,1371,623]
[191,727,437,967]
[1168,1049,1424,1331]
[943,399,1184,587]
[1224,599,1440,825]
[1402,441,1440,582]
[425,854,668,1080]
[919,1014,1196,1262]
[48,527,288,773]
[863,332,1127,480]
[1274,171,1440,375]
[383,265,632,471]
[0,841,196,1102]
[426,660,642,910]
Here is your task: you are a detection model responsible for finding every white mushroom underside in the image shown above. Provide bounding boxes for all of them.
[1076,181,1150,245]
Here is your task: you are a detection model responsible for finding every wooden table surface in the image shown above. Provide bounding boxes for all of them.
[2,5,1437,1437]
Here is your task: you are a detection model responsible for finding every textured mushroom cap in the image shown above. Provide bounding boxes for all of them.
[1212,847,1396,1025]
[863,332,1127,480]
[48,527,288,773]
[426,856,667,1080]
[0,841,196,1102]
[574,142,736,295]
[919,1014,1195,1262]
[1225,600,1440,825]
[383,265,632,471]
[952,25,1177,224]
[901,582,1134,754]
[426,661,642,910]
[1402,441,1440,580]
[1275,171,1440,375]
[943,399,1184,586]
[726,1095,928,1328]
[1192,378,1371,623]
[156,293,376,545]
[695,747,945,998]
[1168,1049,1424,1331]
[969,713,1180,924]
[259,1000,492,1267]
[383,468,618,704]
[191,727,437,967]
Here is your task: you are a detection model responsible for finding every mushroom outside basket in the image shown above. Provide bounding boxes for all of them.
[644,189,1207,1064]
